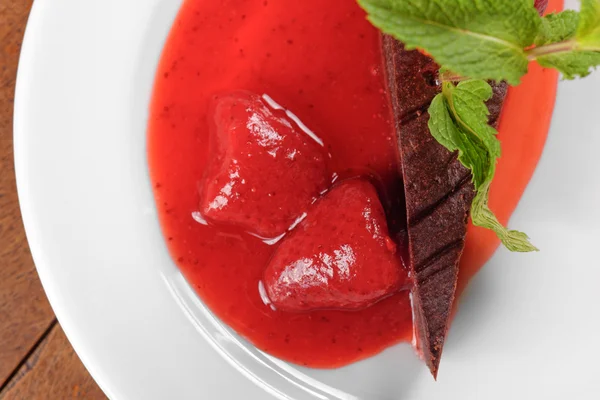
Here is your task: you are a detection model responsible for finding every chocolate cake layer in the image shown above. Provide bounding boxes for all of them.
[383,36,507,378]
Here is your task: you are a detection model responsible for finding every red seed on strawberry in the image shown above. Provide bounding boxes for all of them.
[263,179,409,312]
[199,91,329,238]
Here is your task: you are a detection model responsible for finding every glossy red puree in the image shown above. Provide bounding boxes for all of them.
[148,0,563,368]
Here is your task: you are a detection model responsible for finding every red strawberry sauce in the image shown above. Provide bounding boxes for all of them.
[148,0,563,368]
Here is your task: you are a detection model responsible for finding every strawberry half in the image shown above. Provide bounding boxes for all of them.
[199,91,329,238]
[263,179,409,312]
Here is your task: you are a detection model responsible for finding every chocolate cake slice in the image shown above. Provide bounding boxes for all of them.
[382,36,508,378]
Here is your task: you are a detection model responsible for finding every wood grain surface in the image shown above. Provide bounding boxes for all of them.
[0,2,107,399]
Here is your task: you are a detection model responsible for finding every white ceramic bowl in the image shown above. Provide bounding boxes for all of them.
[14,0,600,399]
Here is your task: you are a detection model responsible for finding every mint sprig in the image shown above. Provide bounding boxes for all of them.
[360,0,600,83]
[358,0,600,252]
[429,81,537,252]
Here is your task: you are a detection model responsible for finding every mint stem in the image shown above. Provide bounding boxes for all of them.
[439,71,470,83]
[526,40,577,60]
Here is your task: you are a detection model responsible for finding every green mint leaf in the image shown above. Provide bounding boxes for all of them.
[535,11,579,45]
[578,0,600,45]
[357,0,541,84]
[428,80,537,252]
[428,92,489,187]
[537,51,600,79]
[471,181,538,252]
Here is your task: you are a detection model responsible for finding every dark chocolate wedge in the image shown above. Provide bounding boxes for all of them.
[382,36,507,378]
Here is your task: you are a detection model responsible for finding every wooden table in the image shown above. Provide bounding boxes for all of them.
[0,2,107,399]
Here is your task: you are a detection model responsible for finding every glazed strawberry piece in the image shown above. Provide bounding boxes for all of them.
[263,179,409,312]
[200,91,329,238]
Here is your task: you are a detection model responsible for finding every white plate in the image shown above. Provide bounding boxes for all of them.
[14,0,600,399]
